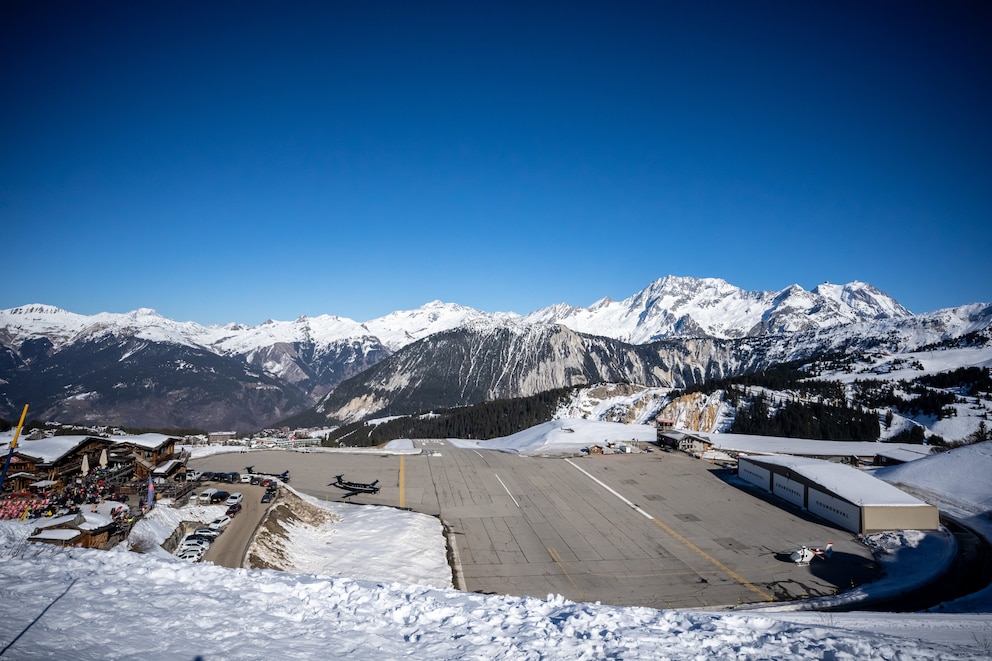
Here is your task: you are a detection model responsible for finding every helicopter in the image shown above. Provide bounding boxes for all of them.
[790,542,833,566]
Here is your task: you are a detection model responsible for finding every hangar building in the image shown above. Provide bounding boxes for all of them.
[738,454,939,535]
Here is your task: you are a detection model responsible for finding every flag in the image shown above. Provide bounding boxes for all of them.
[146,473,155,511]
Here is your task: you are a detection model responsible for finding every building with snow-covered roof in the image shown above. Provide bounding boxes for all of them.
[658,430,934,466]
[3,435,117,491]
[0,433,183,493]
[112,434,183,480]
[738,454,939,534]
[208,431,237,444]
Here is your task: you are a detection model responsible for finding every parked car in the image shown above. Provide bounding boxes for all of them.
[250,476,262,485]
[225,492,243,506]
[225,503,242,516]
[178,542,210,555]
[179,539,210,550]
[208,515,232,529]
[193,527,222,538]
[210,491,230,504]
[178,549,204,562]
[260,491,274,504]
[184,534,213,544]
[198,472,214,481]
[186,470,202,481]
[198,488,218,504]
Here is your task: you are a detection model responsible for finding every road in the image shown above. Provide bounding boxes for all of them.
[194,483,276,568]
[191,444,879,609]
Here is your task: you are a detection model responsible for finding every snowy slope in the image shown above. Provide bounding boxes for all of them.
[0,438,989,658]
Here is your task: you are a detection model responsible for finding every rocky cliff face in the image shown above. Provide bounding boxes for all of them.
[310,303,992,425]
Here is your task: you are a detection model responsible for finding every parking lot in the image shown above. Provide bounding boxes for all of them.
[191,444,879,609]
[178,477,281,568]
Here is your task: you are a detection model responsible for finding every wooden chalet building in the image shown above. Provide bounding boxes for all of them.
[4,436,118,492]
[112,434,185,481]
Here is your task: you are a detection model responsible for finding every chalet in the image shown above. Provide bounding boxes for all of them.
[28,511,120,549]
[113,434,183,480]
[4,436,117,491]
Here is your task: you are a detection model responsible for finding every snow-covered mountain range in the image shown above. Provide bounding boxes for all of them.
[0,277,917,355]
[1,277,989,430]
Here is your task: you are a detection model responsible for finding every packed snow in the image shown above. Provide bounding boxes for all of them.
[0,433,991,658]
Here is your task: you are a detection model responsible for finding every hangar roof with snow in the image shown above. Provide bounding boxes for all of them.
[742,454,930,507]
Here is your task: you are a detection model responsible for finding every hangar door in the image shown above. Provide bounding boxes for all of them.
[808,487,861,534]
[772,473,805,509]
[738,459,770,491]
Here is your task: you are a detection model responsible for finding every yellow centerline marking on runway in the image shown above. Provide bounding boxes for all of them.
[564,459,773,602]
[548,547,584,601]
[399,456,405,509]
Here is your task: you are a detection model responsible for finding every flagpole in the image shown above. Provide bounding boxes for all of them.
[0,405,29,493]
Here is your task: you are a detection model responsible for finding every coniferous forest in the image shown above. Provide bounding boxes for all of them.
[321,388,577,447]
[729,393,880,441]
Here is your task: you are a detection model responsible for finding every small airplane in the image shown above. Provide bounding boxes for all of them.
[790,542,833,566]
[245,466,289,482]
[330,474,380,497]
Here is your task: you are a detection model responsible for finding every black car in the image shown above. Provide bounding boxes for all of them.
[261,491,273,503]
[210,491,231,504]
[226,503,242,517]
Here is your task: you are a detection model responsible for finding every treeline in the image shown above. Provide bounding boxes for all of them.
[730,393,879,441]
[857,381,957,419]
[674,362,848,405]
[918,366,992,396]
[323,387,578,447]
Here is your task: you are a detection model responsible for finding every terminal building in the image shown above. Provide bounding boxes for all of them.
[737,454,940,535]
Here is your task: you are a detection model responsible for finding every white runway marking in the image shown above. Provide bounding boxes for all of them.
[494,473,520,508]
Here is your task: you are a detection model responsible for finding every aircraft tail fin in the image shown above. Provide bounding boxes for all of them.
[823,542,833,558]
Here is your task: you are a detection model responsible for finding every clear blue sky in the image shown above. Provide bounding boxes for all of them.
[2,1,990,325]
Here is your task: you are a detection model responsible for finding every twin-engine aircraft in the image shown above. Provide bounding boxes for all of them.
[790,542,833,566]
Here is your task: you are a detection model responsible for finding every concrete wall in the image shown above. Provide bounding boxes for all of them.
[862,504,940,533]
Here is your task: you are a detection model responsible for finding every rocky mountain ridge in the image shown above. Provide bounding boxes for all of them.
[1,277,987,430]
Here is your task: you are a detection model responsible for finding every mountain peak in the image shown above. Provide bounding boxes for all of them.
[8,304,70,316]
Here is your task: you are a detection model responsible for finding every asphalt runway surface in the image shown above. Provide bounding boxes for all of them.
[192,443,879,609]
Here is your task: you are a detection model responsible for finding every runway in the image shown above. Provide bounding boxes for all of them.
[192,442,879,609]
